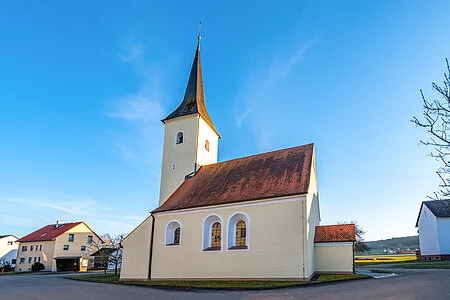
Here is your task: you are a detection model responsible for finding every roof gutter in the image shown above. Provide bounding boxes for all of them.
[147,213,155,281]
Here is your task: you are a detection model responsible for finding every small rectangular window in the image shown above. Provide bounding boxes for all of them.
[63,245,69,251]
[28,257,32,263]
[87,236,93,244]
[34,257,37,263]
[7,241,13,246]
[68,234,74,242]
[30,246,34,251]
[81,245,86,251]
[21,246,27,252]
[38,257,41,263]
[12,259,16,264]
[20,258,25,264]
[39,245,42,251]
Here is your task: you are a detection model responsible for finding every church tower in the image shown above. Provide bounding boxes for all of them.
[159,36,220,205]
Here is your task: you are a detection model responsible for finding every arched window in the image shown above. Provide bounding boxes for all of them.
[205,140,210,151]
[235,220,246,247]
[202,214,222,251]
[211,222,221,248]
[227,212,250,250]
[176,132,184,144]
[165,220,182,246]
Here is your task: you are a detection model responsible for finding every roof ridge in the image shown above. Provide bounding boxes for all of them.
[204,143,315,168]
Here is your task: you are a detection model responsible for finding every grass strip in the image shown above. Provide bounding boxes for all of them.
[67,273,369,290]
[388,261,450,269]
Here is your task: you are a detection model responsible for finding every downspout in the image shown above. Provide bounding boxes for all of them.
[147,213,156,281]
[352,241,355,274]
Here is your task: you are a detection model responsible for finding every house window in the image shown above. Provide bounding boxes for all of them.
[34,257,37,263]
[7,241,13,246]
[39,245,42,251]
[176,132,184,144]
[38,257,40,263]
[12,259,16,264]
[81,245,86,251]
[21,246,27,252]
[205,140,210,151]
[19,258,25,264]
[28,257,32,263]
[165,221,182,246]
[202,214,223,251]
[68,234,74,242]
[87,236,93,244]
[227,212,250,250]
[63,245,69,251]
[30,246,34,251]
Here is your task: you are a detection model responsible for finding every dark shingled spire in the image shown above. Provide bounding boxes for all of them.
[162,37,219,137]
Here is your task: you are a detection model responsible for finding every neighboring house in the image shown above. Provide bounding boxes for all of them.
[15,221,103,272]
[120,37,356,281]
[91,247,121,270]
[416,200,450,260]
[0,235,18,268]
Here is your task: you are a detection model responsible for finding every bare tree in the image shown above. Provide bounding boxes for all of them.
[412,59,450,199]
[338,220,369,254]
[84,233,125,275]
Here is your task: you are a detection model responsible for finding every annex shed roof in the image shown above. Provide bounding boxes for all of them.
[314,224,356,243]
[153,143,314,213]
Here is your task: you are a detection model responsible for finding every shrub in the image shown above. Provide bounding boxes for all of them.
[31,262,45,272]
[0,260,13,272]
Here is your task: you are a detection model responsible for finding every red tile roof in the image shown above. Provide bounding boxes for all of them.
[154,143,314,213]
[16,222,83,243]
[314,224,356,243]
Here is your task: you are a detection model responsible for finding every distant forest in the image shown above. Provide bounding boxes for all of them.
[365,236,419,254]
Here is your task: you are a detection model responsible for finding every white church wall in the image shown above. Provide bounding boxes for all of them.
[150,196,308,280]
[159,115,200,205]
[418,205,440,255]
[120,215,153,280]
[437,218,450,254]
[196,116,219,167]
[314,242,354,273]
[305,151,320,278]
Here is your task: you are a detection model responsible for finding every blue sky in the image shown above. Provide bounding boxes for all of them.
[1,1,449,241]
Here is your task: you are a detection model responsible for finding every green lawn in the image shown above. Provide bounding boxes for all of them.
[1,271,32,276]
[388,261,450,269]
[67,273,369,290]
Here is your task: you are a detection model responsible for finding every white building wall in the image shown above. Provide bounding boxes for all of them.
[418,205,440,255]
[0,235,18,267]
[437,218,450,254]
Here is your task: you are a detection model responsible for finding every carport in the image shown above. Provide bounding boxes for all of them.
[54,256,89,272]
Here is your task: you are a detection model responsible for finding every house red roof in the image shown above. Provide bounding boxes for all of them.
[16,222,83,243]
[314,224,356,243]
[154,143,314,213]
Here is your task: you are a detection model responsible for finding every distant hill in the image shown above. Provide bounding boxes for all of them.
[365,236,419,255]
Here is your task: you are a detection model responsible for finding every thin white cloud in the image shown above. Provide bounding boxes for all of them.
[119,40,145,63]
[0,196,143,235]
[236,38,317,150]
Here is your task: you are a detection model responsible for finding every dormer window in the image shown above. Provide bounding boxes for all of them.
[176,132,184,144]
[205,140,210,151]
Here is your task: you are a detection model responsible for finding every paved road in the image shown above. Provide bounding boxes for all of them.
[1,269,450,300]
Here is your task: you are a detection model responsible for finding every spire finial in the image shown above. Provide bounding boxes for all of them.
[198,21,202,44]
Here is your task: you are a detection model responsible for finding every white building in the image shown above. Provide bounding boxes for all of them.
[416,200,450,260]
[0,234,18,268]
[120,36,356,281]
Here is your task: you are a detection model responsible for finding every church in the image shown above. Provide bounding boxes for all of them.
[120,36,356,281]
